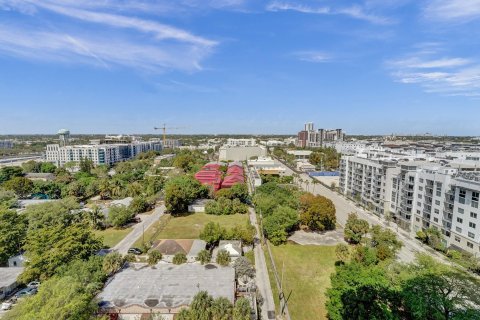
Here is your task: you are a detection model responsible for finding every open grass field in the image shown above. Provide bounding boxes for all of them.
[265,243,337,320]
[94,227,132,248]
[133,212,250,247]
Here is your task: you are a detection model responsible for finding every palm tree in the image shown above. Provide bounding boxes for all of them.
[98,179,111,200]
[127,181,143,197]
[211,297,233,320]
[84,205,105,230]
[110,179,124,198]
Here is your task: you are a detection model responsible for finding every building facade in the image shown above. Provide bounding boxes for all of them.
[339,154,480,255]
[0,140,13,149]
[297,122,344,148]
[226,138,257,147]
[46,140,161,166]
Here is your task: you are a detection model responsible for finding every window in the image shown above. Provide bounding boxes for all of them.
[459,189,466,204]
[415,217,420,222]
[456,227,462,233]
[417,202,422,206]
[419,186,423,191]
[455,236,461,242]
[457,217,463,223]
[472,192,479,208]
[467,242,474,249]
[469,222,476,229]
[434,217,438,223]
[468,232,475,239]
[458,208,464,214]
[419,178,424,183]
[471,212,478,219]
[418,194,422,199]
[434,209,439,214]
[435,200,440,205]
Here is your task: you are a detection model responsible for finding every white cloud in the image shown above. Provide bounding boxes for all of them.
[425,0,480,21]
[266,1,393,25]
[388,48,480,96]
[0,0,217,72]
[293,51,331,63]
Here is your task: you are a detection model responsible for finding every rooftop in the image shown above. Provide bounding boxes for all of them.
[97,263,235,310]
[0,267,24,288]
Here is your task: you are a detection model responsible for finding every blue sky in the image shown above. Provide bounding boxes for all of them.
[0,0,479,135]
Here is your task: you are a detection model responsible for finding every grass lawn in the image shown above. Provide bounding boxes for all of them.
[94,227,132,248]
[133,212,250,247]
[265,243,337,320]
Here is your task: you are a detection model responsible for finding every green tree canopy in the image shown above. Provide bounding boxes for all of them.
[344,213,370,244]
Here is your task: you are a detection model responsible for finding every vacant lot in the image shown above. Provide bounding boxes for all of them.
[134,212,250,247]
[94,227,132,248]
[265,244,337,320]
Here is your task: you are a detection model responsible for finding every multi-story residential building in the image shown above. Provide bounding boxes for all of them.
[297,122,344,148]
[46,140,161,166]
[0,140,14,149]
[226,138,257,147]
[339,153,480,255]
[162,139,181,149]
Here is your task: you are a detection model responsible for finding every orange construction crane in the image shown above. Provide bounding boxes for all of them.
[153,124,185,146]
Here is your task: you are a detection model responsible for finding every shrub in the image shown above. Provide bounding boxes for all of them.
[216,249,231,266]
[196,250,212,265]
[148,250,162,265]
[173,252,187,265]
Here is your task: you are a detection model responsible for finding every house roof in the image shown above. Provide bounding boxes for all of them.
[97,264,235,310]
[0,267,24,288]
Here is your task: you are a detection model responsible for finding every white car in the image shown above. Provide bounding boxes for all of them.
[1,302,13,311]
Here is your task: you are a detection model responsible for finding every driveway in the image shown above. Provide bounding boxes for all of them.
[113,205,165,254]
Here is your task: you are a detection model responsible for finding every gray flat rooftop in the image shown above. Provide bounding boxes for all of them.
[98,263,235,310]
[0,268,24,288]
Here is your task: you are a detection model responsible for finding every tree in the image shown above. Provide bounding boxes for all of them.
[335,243,350,264]
[232,256,255,279]
[83,205,105,230]
[176,309,192,320]
[189,291,213,320]
[127,181,143,197]
[79,157,93,174]
[263,206,299,245]
[216,249,231,266]
[20,223,103,282]
[0,166,23,184]
[233,297,252,320]
[129,196,152,214]
[148,250,163,265]
[402,255,480,320]
[0,208,27,264]
[98,179,111,200]
[3,176,33,198]
[300,193,336,231]
[173,252,187,265]
[108,205,134,228]
[211,297,233,320]
[369,225,403,261]
[200,222,226,245]
[344,213,369,244]
[102,252,124,275]
[40,162,56,173]
[196,249,212,265]
[326,262,399,320]
[110,179,124,199]
[0,189,17,209]
[23,197,80,232]
[164,175,208,214]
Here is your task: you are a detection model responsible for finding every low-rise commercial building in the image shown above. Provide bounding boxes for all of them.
[226,138,256,147]
[219,146,267,161]
[97,263,235,319]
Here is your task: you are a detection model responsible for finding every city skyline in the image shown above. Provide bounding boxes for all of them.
[1,1,480,135]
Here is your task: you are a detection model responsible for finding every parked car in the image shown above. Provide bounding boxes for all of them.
[15,287,37,298]
[1,302,12,311]
[27,281,40,288]
[128,248,142,255]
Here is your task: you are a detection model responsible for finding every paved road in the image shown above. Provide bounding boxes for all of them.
[249,208,276,320]
[113,205,165,254]
[278,160,449,264]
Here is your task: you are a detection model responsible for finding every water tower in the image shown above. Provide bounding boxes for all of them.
[57,129,70,147]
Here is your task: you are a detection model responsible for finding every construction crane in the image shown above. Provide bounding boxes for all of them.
[154,124,185,147]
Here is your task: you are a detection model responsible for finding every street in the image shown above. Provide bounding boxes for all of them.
[113,205,165,254]
[249,208,276,320]
[279,161,449,264]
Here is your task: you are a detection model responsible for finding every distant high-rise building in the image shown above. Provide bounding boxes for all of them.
[297,122,344,148]
[0,140,14,149]
[57,129,70,147]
